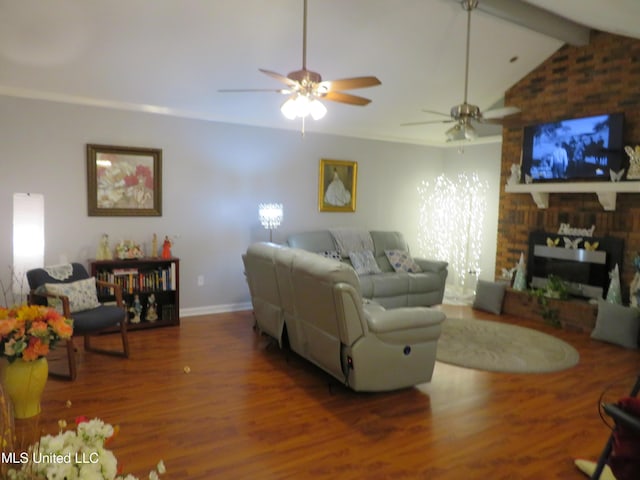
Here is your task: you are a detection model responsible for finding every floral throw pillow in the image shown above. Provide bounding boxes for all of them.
[348,250,381,275]
[45,277,101,313]
[384,250,422,273]
[319,250,342,261]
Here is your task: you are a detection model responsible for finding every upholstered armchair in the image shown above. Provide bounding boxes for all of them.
[27,263,129,380]
[589,375,640,480]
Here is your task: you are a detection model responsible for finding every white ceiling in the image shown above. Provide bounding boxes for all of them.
[0,0,638,146]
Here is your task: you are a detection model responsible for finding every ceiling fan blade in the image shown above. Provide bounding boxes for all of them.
[218,88,291,94]
[482,106,521,120]
[481,117,522,128]
[479,118,507,125]
[323,91,372,106]
[421,109,452,118]
[401,119,455,126]
[258,69,299,87]
[319,76,381,92]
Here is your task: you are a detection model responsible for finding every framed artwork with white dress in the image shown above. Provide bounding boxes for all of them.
[318,159,357,212]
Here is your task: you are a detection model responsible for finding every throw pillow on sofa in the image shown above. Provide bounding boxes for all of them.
[349,250,381,275]
[384,250,422,273]
[318,250,341,261]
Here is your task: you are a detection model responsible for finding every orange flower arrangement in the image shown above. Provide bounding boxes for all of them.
[0,305,73,363]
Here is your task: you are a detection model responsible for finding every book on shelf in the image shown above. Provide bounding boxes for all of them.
[95,261,177,295]
[161,304,175,323]
[112,267,138,275]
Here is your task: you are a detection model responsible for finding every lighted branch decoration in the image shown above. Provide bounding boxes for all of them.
[417,173,488,297]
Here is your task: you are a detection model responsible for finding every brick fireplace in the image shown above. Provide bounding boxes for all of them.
[497,31,640,302]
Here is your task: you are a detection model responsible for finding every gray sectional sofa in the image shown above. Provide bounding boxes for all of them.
[242,242,446,392]
[287,230,448,308]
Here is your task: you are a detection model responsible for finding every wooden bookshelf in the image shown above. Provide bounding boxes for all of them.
[90,257,180,329]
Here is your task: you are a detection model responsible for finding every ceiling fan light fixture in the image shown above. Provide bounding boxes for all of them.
[222,0,380,125]
[446,120,477,142]
[446,123,464,142]
[463,121,477,140]
[309,98,327,120]
[280,94,326,120]
[280,95,308,119]
[280,96,298,119]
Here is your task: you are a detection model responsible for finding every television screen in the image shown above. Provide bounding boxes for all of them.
[521,112,625,182]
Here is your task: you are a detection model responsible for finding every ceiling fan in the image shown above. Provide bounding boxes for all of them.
[219,0,381,126]
[402,0,520,142]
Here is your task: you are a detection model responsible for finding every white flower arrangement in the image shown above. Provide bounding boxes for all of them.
[7,417,165,480]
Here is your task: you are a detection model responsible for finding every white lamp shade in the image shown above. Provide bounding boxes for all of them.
[446,120,477,142]
[258,203,283,230]
[280,97,298,120]
[309,99,327,120]
[464,122,478,140]
[446,123,463,142]
[13,193,44,294]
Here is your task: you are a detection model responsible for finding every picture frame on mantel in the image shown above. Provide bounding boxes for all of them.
[87,144,162,216]
[318,159,357,212]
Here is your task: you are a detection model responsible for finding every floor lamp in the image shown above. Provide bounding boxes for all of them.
[258,203,283,242]
[12,193,44,304]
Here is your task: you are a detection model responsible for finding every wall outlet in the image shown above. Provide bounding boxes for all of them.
[197,275,204,286]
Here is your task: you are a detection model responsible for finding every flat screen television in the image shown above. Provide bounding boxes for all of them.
[520,112,625,182]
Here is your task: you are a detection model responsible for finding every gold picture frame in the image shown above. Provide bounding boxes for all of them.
[87,144,162,216]
[318,159,357,212]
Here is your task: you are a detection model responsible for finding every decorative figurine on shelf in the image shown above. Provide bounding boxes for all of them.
[501,266,517,285]
[96,234,113,260]
[145,293,158,322]
[162,236,173,259]
[506,163,521,186]
[151,233,159,258]
[606,263,622,305]
[512,252,527,291]
[129,294,143,324]
[631,254,640,308]
[116,240,144,259]
[625,145,640,180]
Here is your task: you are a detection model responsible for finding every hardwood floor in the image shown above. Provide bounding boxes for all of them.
[20,305,640,479]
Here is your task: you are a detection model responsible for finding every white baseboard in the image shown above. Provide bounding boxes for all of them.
[180,302,252,318]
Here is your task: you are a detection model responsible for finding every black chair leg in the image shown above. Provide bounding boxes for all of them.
[590,375,640,480]
[590,437,614,480]
[48,338,77,381]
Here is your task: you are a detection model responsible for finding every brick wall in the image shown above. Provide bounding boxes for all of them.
[502,289,598,333]
[497,31,640,300]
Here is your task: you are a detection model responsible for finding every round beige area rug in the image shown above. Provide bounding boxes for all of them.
[436,317,580,373]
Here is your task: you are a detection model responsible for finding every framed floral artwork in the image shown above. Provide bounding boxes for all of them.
[87,144,162,216]
[318,159,357,212]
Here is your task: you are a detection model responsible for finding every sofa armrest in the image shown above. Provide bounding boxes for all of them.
[366,307,445,334]
[414,258,448,273]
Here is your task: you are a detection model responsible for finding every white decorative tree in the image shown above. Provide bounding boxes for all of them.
[606,263,622,304]
[417,172,488,301]
[512,252,527,291]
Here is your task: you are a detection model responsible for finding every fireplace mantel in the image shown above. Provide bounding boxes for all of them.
[504,181,640,211]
